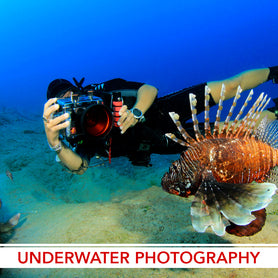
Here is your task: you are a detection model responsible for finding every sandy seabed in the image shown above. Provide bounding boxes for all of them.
[1,108,278,277]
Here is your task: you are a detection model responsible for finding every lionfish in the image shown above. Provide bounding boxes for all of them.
[161,84,278,237]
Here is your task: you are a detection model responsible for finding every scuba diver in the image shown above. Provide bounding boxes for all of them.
[42,66,278,174]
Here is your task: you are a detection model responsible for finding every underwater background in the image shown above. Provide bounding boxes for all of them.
[1,0,278,277]
[1,0,278,111]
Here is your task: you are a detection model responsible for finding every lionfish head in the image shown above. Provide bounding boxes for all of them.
[161,160,196,197]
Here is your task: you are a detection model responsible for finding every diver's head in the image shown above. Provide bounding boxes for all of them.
[47,79,77,99]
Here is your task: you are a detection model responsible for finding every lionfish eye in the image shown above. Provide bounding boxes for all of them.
[169,186,180,196]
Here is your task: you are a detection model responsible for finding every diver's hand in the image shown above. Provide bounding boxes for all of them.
[43,98,69,146]
[118,105,138,134]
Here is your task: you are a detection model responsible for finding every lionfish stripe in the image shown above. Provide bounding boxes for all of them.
[221,85,242,136]
[168,112,195,144]
[189,94,204,141]
[185,148,200,171]
[213,84,226,138]
[181,151,199,177]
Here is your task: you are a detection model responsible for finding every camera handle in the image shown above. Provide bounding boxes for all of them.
[112,92,123,127]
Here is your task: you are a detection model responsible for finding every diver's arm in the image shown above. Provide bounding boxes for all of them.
[43,98,88,174]
[55,144,88,175]
[118,84,158,134]
[132,84,158,114]
[208,68,270,103]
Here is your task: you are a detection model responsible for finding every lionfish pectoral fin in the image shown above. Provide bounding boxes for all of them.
[191,172,228,236]
[190,171,277,236]
[218,181,276,218]
[191,194,227,236]
[223,182,275,237]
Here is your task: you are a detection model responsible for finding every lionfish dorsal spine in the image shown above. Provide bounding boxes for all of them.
[204,85,212,138]
[165,133,189,147]
[241,93,265,136]
[167,112,195,146]
[249,95,271,137]
[189,93,204,141]
[220,85,242,137]
[244,94,271,137]
[234,92,264,137]
[212,83,226,138]
[227,89,254,137]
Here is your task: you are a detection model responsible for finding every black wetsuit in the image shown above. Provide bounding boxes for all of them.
[76,78,216,166]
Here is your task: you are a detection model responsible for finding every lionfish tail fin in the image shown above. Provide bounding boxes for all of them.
[190,170,276,236]
[255,117,278,149]
[226,209,266,237]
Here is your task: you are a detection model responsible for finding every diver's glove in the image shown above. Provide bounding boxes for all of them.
[268,66,278,84]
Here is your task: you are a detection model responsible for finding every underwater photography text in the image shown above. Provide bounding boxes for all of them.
[1,245,278,268]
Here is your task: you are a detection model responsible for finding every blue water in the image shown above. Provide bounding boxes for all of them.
[0,0,278,112]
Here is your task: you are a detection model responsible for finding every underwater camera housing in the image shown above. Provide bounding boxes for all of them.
[54,93,114,144]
